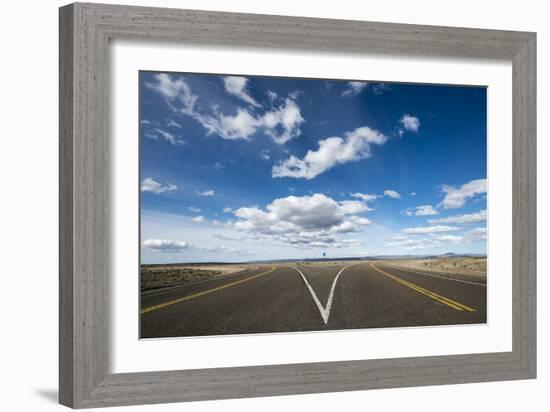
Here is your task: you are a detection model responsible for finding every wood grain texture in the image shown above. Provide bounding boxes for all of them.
[59,4,74,406]
[59,2,537,408]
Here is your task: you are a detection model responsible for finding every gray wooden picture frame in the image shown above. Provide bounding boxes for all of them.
[59,2,536,408]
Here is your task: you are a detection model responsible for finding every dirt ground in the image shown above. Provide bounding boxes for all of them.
[386,257,487,282]
[140,264,254,291]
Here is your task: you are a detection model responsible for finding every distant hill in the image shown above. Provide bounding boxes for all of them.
[146,252,487,266]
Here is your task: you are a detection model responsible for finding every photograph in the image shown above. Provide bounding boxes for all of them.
[139,71,487,339]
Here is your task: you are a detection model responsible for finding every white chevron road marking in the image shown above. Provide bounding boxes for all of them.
[293,265,354,324]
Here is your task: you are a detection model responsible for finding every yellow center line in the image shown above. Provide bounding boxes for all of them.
[141,266,277,314]
[370,263,476,312]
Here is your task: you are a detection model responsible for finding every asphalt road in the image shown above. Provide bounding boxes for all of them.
[140,261,486,338]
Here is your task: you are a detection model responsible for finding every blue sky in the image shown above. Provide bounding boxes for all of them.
[139,71,487,264]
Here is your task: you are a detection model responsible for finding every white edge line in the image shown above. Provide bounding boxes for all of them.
[382,263,487,287]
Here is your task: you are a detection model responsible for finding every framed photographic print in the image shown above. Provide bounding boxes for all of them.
[59,2,536,408]
[138,71,488,339]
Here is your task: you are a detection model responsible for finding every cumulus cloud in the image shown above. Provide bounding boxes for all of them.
[223,76,261,107]
[192,216,205,223]
[140,177,177,194]
[440,178,487,209]
[350,192,380,202]
[337,200,372,214]
[384,189,401,199]
[261,98,305,144]
[402,225,459,234]
[142,239,189,253]
[197,107,258,140]
[399,114,420,133]
[231,193,371,248]
[188,207,201,213]
[341,81,368,97]
[429,210,487,225]
[196,97,303,144]
[416,205,438,216]
[272,126,387,179]
[197,190,215,197]
[146,73,304,144]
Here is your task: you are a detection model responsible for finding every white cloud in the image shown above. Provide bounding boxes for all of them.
[144,131,158,140]
[142,239,189,253]
[413,205,439,216]
[338,200,372,214]
[386,233,461,250]
[188,207,201,213]
[223,207,232,213]
[384,189,401,199]
[260,98,304,144]
[402,225,459,234]
[199,108,259,140]
[212,233,242,241]
[197,190,215,197]
[147,73,304,144]
[440,178,487,209]
[371,83,392,95]
[142,237,255,255]
[153,128,185,145]
[350,192,380,202]
[341,81,368,97]
[166,119,182,128]
[288,90,304,100]
[223,76,261,107]
[433,234,463,243]
[330,215,371,234]
[410,192,417,196]
[211,219,228,228]
[192,97,303,144]
[464,227,487,241]
[267,90,278,101]
[260,150,271,160]
[387,225,486,250]
[399,114,421,133]
[386,236,432,249]
[429,210,487,225]
[140,177,177,194]
[146,73,197,109]
[192,216,205,223]
[232,193,371,248]
[272,126,387,179]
